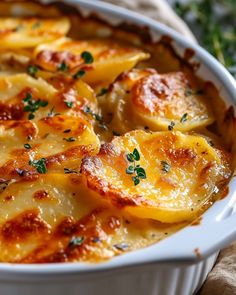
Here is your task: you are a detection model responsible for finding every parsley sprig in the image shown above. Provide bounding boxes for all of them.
[81,51,94,64]
[29,158,47,174]
[23,92,48,120]
[83,106,102,122]
[161,161,171,173]
[68,236,84,248]
[57,62,69,72]
[126,148,146,186]
[180,113,188,123]
[47,106,61,117]
[27,65,39,77]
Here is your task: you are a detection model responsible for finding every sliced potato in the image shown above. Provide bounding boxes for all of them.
[0,73,57,120]
[0,115,100,180]
[0,73,99,121]
[0,173,98,262]
[33,38,150,85]
[81,130,231,223]
[0,172,185,263]
[104,69,214,134]
[0,17,70,48]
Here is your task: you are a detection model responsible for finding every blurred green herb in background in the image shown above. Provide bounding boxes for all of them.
[172,0,236,78]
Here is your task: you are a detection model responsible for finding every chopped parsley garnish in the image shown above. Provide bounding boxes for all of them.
[29,158,47,174]
[68,236,84,248]
[83,106,102,122]
[24,143,31,149]
[161,161,171,173]
[180,113,188,123]
[23,92,48,120]
[73,70,85,79]
[63,137,76,142]
[57,62,69,72]
[113,243,129,251]
[27,65,39,77]
[15,168,26,177]
[126,148,146,186]
[81,51,94,64]
[0,180,10,193]
[97,88,108,97]
[185,87,204,96]
[168,121,175,131]
[47,106,61,117]
[64,168,78,174]
[64,101,73,108]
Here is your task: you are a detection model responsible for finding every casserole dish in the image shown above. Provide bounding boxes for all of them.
[0,0,235,294]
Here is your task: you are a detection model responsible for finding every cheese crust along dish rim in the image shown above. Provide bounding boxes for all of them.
[0,0,234,270]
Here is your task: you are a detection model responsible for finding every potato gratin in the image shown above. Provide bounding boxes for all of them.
[0,1,234,264]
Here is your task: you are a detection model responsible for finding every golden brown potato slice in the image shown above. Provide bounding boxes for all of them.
[0,73,99,122]
[0,173,185,263]
[103,69,214,134]
[33,38,150,85]
[0,17,70,48]
[81,130,231,223]
[0,114,100,181]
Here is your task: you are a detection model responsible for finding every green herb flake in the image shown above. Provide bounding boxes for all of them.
[57,62,69,72]
[27,65,39,77]
[133,148,140,161]
[180,113,188,123]
[63,137,76,142]
[47,106,61,117]
[83,106,102,122]
[168,121,175,131]
[24,143,31,149]
[64,101,73,108]
[29,158,47,174]
[64,168,78,174]
[161,161,171,173]
[81,51,94,64]
[73,70,85,79]
[97,88,108,97]
[0,180,10,193]
[125,148,146,186]
[126,165,135,174]
[23,92,48,120]
[68,236,84,248]
[113,243,129,251]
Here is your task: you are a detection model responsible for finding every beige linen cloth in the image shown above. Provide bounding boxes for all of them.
[102,0,236,294]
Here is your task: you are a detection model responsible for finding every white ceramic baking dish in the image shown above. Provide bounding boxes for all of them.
[0,1,236,294]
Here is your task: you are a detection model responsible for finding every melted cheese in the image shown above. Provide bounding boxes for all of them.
[103,69,214,134]
[33,38,150,85]
[0,73,98,121]
[0,173,184,262]
[0,115,100,179]
[0,3,233,264]
[81,130,231,223]
[0,17,70,48]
